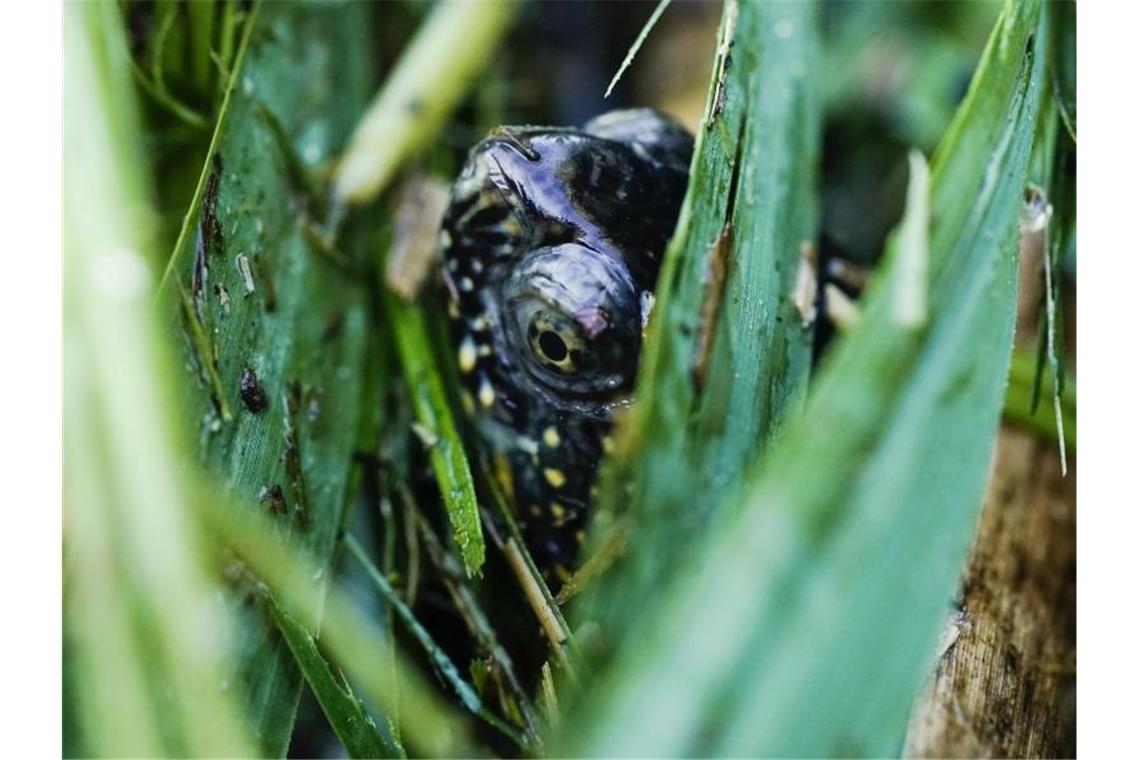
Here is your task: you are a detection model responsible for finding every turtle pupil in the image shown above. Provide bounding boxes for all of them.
[539,331,569,362]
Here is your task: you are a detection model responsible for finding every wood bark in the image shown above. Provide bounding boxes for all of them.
[904,424,1076,758]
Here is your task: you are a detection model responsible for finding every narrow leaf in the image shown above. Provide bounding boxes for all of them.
[269,598,403,759]
[584,0,820,652]
[604,0,671,99]
[346,537,524,748]
[385,291,485,576]
[334,0,520,205]
[64,3,254,755]
[155,2,382,752]
[563,0,1049,755]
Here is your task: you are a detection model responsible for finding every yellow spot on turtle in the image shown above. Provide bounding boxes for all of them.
[530,504,542,517]
[551,502,566,520]
[458,336,477,373]
[502,215,522,238]
[543,426,560,448]
[576,530,586,544]
[477,344,492,357]
[478,376,495,408]
[544,468,566,488]
[460,390,475,414]
[492,454,516,501]
[459,276,474,292]
[602,435,615,454]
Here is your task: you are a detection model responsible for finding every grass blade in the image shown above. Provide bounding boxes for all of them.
[584,0,820,651]
[269,598,402,759]
[195,492,473,757]
[1051,0,1076,141]
[154,2,382,752]
[563,0,1049,755]
[334,0,520,206]
[64,3,253,755]
[385,291,485,576]
[1005,347,1076,450]
[346,536,527,749]
[604,0,671,99]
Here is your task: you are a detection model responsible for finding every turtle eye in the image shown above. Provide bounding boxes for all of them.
[539,331,568,362]
[524,309,586,375]
[503,244,641,399]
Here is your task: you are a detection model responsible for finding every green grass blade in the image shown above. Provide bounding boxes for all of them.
[195,492,473,757]
[346,537,526,748]
[384,291,485,576]
[334,0,520,206]
[604,0,671,99]
[154,2,381,753]
[268,598,403,759]
[584,0,820,649]
[1005,346,1076,451]
[1051,0,1076,141]
[563,1,1049,755]
[63,3,254,755]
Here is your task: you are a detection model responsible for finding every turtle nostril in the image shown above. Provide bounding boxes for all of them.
[539,331,569,362]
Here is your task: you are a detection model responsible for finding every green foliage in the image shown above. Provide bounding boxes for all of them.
[269,598,400,759]
[562,1,1050,755]
[64,0,1074,757]
[584,0,820,644]
[64,2,253,755]
[1051,0,1076,140]
[192,490,472,757]
[334,0,521,205]
[385,293,484,576]
[154,1,380,753]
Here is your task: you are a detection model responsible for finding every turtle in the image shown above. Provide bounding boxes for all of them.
[438,108,693,584]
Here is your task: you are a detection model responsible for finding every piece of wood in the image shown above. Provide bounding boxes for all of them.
[904,424,1076,758]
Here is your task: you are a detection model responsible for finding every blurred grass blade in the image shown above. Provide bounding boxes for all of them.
[63,3,253,755]
[1051,0,1076,141]
[334,0,520,205]
[269,599,403,759]
[155,2,381,752]
[584,0,820,647]
[563,0,1049,755]
[385,291,485,576]
[196,493,473,757]
[893,151,930,327]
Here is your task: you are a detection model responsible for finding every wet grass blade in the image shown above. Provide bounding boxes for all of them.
[154,2,381,753]
[563,1,1049,755]
[384,291,485,576]
[268,598,403,759]
[64,3,254,755]
[584,0,820,649]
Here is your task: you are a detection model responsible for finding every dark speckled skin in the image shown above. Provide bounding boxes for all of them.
[440,109,692,583]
